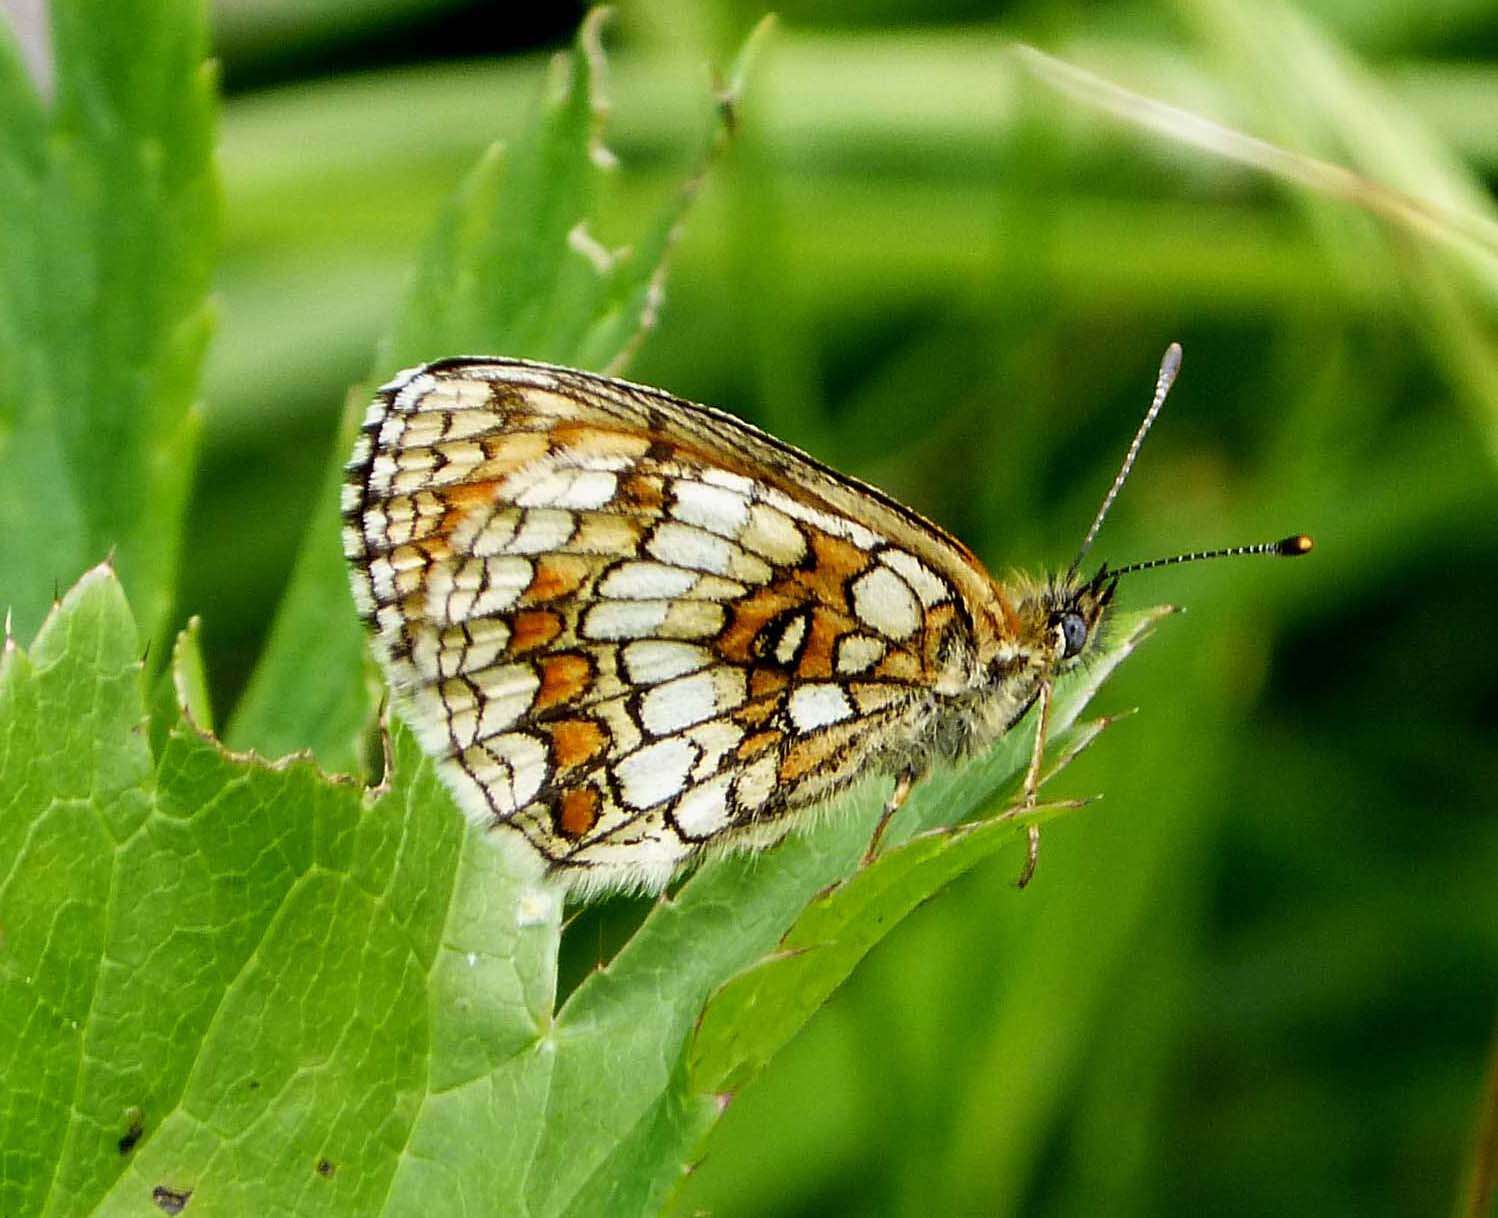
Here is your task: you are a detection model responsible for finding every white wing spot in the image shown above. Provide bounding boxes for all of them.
[850,565,921,640]
[662,600,726,640]
[617,737,699,810]
[765,489,881,550]
[428,556,531,622]
[648,522,734,576]
[369,557,397,604]
[686,717,746,779]
[583,600,671,640]
[733,752,779,811]
[673,773,735,840]
[690,574,749,601]
[473,664,541,740]
[788,683,855,732]
[622,640,711,685]
[880,549,949,607]
[507,510,575,554]
[393,372,437,414]
[701,469,756,495]
[465,510,518,557]
[598,561,697,600]
[641,669,722,735]
[671,480,750,536]
[836,633,886,675]
[774,614,808,666]
[439,619,509,680]
[739,504,806,564]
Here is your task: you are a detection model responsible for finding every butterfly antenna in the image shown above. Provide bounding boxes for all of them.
[1110,533,1313,578]
[1067,342,1183,583]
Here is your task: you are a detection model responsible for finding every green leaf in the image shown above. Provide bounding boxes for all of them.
[1,564,1164,1217]
[227,7,741,772]
[689,794,1088,1097]
[0,565,154,1217]
[0,563,560,1216]
[147,614,212,756]
[0,0,218,645]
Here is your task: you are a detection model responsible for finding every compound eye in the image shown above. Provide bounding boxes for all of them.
[1058,611,1088,659]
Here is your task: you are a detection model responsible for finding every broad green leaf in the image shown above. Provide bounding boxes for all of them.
[0,0,218,645]
[0,564,560,1217]
[228,7,745,772]
[0,567,151,1218]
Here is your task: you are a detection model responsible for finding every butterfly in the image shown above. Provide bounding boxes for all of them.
[341,346,1310,899]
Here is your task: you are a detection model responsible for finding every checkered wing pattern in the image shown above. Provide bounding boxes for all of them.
[343,358,1000,895]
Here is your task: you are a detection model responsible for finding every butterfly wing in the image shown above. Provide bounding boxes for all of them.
[343,358,1001,895]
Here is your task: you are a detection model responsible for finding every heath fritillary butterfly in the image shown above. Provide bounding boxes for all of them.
[342,348,1310,898]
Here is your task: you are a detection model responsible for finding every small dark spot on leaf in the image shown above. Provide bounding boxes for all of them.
[316,1158,335,1178]
[151,1185,191,1214]
[248,1079,260,1090]
[118,1107,144,1154]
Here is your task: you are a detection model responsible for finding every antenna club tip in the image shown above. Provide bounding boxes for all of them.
[1276,534,1314,556]
[1160,342,1182,381]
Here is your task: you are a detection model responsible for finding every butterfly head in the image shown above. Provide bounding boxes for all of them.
[1005,565,1118,678]
[1051,564,1119,665]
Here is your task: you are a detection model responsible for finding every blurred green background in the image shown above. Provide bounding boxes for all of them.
[30,0,1498,1213]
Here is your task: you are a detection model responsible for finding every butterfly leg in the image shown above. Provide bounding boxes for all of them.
[1015,678,1053,889]
[861,769,917,866]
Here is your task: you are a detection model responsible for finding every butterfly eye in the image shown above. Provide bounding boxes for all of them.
[1057,611,1088,659]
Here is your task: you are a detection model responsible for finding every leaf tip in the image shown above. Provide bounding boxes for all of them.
[722,12,780,110]
[26,563,134,662]
[170,616,212,729]
[76,559,122,594]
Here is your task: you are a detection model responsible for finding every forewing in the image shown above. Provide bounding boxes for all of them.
[342,358,983,894]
